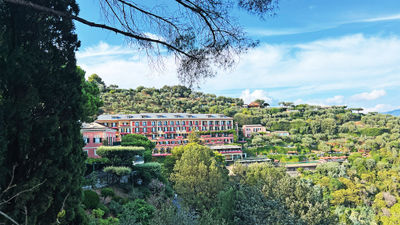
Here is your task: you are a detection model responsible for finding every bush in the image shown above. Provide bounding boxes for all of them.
[97,203,110,216]
[97,146,145,166]
[101,187,115,199]
[119,199,155,225]
[104,166,132,176]
[108,200,124,216]
[133,162,164,184]
[83,190,100,209]
[360,127,388,137]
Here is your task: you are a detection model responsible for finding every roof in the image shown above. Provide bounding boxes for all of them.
[81,122,116,132]
[96,113,232,120]
[210,145,242,150]
[242,124,264,127]
[248,102,260,107]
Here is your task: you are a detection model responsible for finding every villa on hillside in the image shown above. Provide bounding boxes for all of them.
[81,122,117,158]
[95,113,234,155]
[242,124,267,138]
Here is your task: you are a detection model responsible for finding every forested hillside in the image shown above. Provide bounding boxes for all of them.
[98,83,243,115]
[88,77,400,224]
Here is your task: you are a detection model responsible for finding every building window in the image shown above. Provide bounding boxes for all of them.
[126,128,131,133]
[189,121,193,126]
[135,128,139,133]
[112,123,117,127]
[151,121,155,126]
[158,121,162,126]
[84,150,89,156]
[164,127,168,131]
[94,137,102,143]
[182,121,186,125]
[176,121,180,125]
[104,123,108,126]
[94,149,98,156]
[83,137,89,144]
[135,122,139,126]
[152,127,156,132]
[143,121,147,126]
[195,121,199,125]
[170,121,174,126]
[143,128,147,132]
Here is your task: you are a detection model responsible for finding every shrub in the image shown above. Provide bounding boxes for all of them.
[133,162,164,184]
[119,199,155,225]
[101,187,115,199]
[108,200,124,216]
[83,190,100,209]
[97,203,110,216]
[104,166,132,176]
[97,146,145,166]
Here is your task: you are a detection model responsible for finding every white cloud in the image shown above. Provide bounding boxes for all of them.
[358,14,400,23]
[77,34,400,110]
[202,34,400,99]
[351,89,386,101]
[249,14,400,38]
[326,95,344,104]
[77,41,136,58]
[362,104,400,113]
[77,42,180,88]
[240,89,272,104]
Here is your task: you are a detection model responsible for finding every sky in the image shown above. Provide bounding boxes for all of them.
[75,0,400,112]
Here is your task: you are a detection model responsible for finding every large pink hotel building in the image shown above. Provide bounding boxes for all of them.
[95,113,235,155]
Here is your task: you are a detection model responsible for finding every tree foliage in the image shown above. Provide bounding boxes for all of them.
[5,0,279,86]
[0,0,89,224]
[171,143,228,211]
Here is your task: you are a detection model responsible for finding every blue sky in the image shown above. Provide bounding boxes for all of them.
[75,0,400,112]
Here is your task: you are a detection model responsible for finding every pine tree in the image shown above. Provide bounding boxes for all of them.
[0,0,87,224]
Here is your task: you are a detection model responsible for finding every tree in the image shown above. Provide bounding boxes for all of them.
[96,146,145,166]
[88,73,106,91]
[119,199,155,225]
[78,67,104,122]
[5,0,279,86]
[121,134,155,162]
[0,1,88,224]
[170,143,228,211]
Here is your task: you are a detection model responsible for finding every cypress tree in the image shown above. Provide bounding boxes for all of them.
[0,0,87,224]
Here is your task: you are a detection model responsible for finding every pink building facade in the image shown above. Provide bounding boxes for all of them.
[242,124,267,138]
[95,113,234,155]
[81,123,117,158]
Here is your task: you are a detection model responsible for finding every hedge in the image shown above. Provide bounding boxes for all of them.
[133,162,164,184]
[83,190,100,209]
[103,166,132,176]
[97,146,145,166]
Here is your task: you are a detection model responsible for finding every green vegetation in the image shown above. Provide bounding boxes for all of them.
[121,134,155,162]
[103,166,132,176]
[83,190,100,209]
[98,84,243,114]
[170,143,228,211]
[0,1,100,224]
[96,146,145,166]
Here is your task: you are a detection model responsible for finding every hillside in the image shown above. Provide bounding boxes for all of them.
[99,85,243,115]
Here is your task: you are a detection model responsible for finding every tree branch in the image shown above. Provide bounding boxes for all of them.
[114,0,181,34]
[3,0,193,58]
[0,210,19,225]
